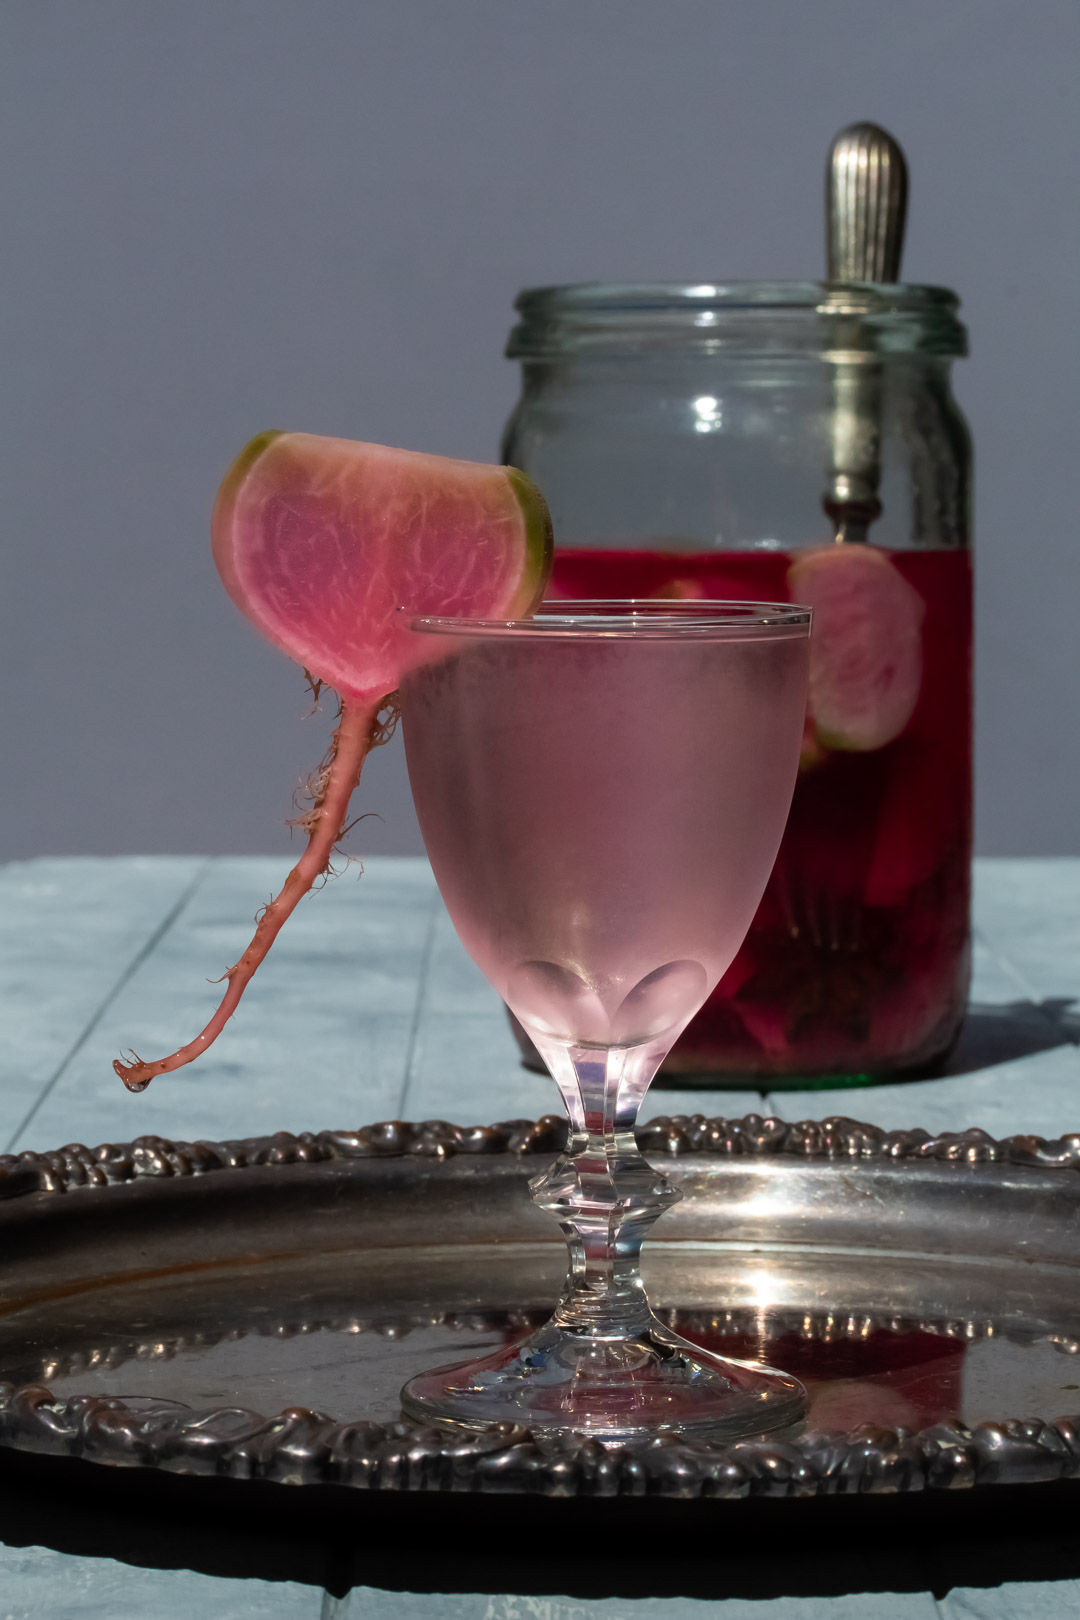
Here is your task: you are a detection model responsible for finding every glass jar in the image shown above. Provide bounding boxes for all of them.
[502,282,972,1085]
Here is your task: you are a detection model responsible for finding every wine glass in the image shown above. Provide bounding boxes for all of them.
[397,599,811,1441]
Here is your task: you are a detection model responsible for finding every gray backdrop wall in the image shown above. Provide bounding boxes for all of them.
[1,0,1076,862]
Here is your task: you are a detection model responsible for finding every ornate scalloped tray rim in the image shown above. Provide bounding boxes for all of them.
[2,1381,1079,1500]
[4,1110,1080,1199]
[2,1112,1080,1501]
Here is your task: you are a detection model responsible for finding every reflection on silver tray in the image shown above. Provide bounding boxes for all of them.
[1,1113,1080,1499]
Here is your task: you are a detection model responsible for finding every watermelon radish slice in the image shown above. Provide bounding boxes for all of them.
[788,545,924,753]
[115,432,551,1091]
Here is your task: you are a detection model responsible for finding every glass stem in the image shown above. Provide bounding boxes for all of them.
[528,1037,679,1338]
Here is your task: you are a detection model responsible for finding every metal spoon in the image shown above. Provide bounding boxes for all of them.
[823,123,909,544]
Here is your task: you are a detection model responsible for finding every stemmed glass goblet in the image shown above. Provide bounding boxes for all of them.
[397,600,811,1442]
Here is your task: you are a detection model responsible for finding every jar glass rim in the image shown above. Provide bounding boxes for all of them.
[514,281,959,314]
[507,281,967,359]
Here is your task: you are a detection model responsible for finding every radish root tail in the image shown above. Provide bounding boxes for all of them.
[115,691,396,1093]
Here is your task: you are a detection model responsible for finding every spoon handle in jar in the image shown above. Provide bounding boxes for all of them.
[823,123,909,544]
[827,122,908,283]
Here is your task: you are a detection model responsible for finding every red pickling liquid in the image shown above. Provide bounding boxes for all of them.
[673,1320,967,1431]
[548,547,972,1081]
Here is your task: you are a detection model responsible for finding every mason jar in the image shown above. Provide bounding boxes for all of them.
[502,282,971,1085]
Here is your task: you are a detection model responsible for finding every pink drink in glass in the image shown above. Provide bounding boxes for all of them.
[399,601,811,1441]
[406,608,809,1062]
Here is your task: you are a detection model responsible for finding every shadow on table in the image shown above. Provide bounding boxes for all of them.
[2,1448,1080,1603]
[943,998,1079,1077]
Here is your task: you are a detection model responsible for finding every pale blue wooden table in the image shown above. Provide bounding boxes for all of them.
[1,854,1079,1619]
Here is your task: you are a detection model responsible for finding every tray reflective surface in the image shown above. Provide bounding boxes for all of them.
[1,1114,1079,1497]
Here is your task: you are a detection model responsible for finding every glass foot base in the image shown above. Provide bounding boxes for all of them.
[400,1316,806,1443]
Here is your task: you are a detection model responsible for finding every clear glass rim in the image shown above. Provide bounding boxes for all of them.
[405,598,811,639]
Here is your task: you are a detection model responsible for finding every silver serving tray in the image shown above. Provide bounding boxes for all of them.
[1,1113,1080,1501]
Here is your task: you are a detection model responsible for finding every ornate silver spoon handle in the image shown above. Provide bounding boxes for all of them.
[823,123,908,543]
[827,121,908,282]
